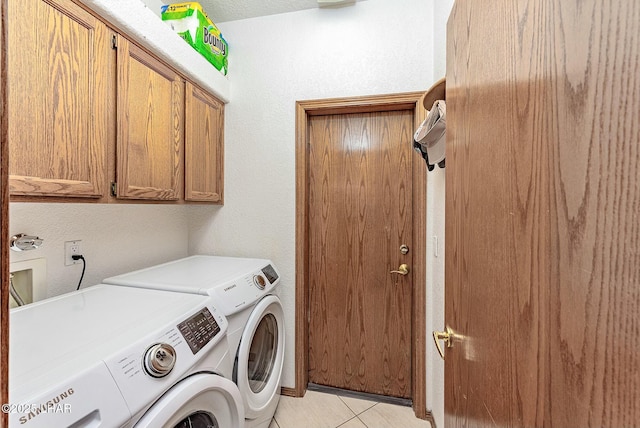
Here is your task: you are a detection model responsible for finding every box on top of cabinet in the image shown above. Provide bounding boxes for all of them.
[161,2,228,76]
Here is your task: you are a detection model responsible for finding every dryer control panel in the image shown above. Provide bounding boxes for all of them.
[261,264,279,284]
[213,263,282,316]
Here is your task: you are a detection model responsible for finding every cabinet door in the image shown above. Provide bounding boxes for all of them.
[7,0,109,198]
[184,82,224,203]
[116,35,183,201]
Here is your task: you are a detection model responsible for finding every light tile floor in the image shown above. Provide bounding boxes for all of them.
[270,390,431,428]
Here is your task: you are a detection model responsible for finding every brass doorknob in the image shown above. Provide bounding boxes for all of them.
[432,326,461,360]
[390,264,410,275]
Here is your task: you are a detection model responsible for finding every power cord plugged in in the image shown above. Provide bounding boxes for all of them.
[72,254,86,291]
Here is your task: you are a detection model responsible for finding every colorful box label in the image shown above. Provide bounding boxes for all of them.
[161,2,228,75]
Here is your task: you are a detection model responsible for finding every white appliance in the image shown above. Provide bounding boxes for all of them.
[104,256,285,428]
[10,284,244,428]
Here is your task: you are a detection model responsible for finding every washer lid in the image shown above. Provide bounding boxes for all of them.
[10,285,217,402]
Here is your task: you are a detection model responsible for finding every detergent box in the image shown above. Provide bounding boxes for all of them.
[161,2,228,75]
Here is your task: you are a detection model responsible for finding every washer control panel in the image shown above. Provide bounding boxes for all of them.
[177,307,221,354]
[104,301,228,420]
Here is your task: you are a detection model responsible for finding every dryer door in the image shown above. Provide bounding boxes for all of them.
[134,373,244,428]
[235,295,285,420]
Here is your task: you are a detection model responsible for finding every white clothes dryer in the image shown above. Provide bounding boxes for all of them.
[10,284,244,428]
[105,256,285,428]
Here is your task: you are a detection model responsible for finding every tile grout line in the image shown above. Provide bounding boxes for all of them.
[353,402,378,427]
[276,390,428,428]
[333,394,362,427]
[336,395,358,417]
[356,415,369,427]
[336,394,379,416]
[335,414,364,428]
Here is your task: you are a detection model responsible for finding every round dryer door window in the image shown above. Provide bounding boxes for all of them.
[236,294,285,420]
[248,313,278,393]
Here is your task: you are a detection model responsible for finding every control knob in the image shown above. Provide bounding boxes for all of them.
[143,343,176,378]
[253,274,267,290]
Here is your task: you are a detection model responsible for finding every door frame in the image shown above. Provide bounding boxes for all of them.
[1,0,9,425]
[294,92,430,421]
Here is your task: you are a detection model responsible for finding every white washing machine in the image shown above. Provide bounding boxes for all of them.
[104,256,285,428]
[10,284,244,428]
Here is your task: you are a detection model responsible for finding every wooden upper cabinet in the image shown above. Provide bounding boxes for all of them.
[7,0,109,198]
[115,35,183,201]
[184,82,224,203]
[7,1,225,204]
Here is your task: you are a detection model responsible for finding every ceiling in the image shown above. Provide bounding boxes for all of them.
[198,0,355,23]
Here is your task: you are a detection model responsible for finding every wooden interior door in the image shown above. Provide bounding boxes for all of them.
[444,0,640,426]
[116,36,183,200]
[7,0,109,198]
[307,109,414,398]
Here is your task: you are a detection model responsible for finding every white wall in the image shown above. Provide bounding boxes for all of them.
[433,0,454,78]
[189,0,448,424]
[140,0,164,18]
[424,3,452,426]
[9,204,189,297]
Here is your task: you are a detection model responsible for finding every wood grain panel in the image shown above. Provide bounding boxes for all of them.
[295,99,311,398]
[445,0,640,426]
[116,37,183,200]
[185,81,224,203]
[7,0,108,198]
[296,93,428,419]
[307,110,413,398]
[1,0,9,423]
[280,387,297,397]
[547,2,640,425]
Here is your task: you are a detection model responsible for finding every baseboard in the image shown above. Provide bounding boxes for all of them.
[425,410,436,428]
[280,386,298,397]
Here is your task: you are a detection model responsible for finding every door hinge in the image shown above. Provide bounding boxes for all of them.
[110,182,117,197]
[111,34,118,49]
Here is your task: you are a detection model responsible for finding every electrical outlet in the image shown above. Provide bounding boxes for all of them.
[65,240,82,266]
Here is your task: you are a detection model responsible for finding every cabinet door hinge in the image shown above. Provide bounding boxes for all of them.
[110,182,117,197]
[111,35,118,49]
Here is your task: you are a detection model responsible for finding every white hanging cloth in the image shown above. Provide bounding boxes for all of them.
[413,99,446,171]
